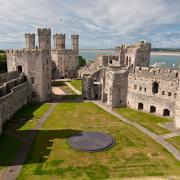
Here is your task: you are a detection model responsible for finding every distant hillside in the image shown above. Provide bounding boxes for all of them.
[151,48,180,52]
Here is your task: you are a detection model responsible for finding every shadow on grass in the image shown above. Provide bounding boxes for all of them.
[0,129,82,166]
[0,103,47,167]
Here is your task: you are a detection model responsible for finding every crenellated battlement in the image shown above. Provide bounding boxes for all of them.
[25,33,35,38]
[71,34,79,39]
[53,33,65,38]
[116,41,151,52]
[38,28,51,36]
[131,66,179,79]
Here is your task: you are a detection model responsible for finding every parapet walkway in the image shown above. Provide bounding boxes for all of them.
[1,103,57,180]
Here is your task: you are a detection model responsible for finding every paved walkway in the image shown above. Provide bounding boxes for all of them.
[1,103,56,180]
[159,131,180,140]
[93,101,180,161]
[65,82,81,95]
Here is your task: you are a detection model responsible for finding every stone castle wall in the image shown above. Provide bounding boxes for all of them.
[127,67,178,118]
[0,71,20,86]
[0,81,28,134]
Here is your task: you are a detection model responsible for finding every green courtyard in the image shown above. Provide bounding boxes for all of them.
[16,102,179,179]
[0,81,180,179]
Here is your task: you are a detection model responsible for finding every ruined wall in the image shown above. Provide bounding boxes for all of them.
[111,70,128,107]
[0,82,28,134]
[127,67,178,118]
[52,49,78,79]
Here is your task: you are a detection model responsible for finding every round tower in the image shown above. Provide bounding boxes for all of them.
[38,28,51,50]
[71,34,79,53]
[25,33,35,50]
[53,34,65,50]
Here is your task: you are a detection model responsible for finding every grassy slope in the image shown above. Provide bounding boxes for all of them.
[114,107,171,135]
[0,103,50,173]
[69,79,82,92]
[167,136,180,151]
[18,102,180,179]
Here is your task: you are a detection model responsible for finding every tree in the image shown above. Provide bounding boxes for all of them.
[78,56,86,68]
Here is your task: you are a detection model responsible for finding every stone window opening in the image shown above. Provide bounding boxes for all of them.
[31,77,35,84]
[163,109,170,117]
[139,86,142,91]
[109,60,112,64]
[138,103,143,110]
[174,93,177,98]
[150,106,156,113]
[168,92,171,96]
[144,88,146,92]
[152,82,159,94]
[17,65,22,73]
[162,91,165,95]
[176,73,178,78]
[134,85,137,89]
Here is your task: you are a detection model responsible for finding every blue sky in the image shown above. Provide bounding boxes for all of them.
[0,0,180,49]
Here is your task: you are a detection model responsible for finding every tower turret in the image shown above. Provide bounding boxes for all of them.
[38,28,51,50]
[25,33,35,50]
[71,34,79,53]
[53,34,65,50]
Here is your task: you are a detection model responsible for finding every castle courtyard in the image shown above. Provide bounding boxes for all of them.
[0,81,180,179]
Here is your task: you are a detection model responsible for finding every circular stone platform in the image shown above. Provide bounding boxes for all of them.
[68,131,114,152]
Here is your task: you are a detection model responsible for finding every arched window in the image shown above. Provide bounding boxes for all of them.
[152,82,159,94]
[150,106,156,113]
[163,109,170,116]
[138,103,143,110]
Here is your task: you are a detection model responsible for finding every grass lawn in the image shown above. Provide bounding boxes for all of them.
[18,102,180,179]
[69,79,82,92]
[114,107,171,135]
[167,136,180,151]
[52,81,76,95]
[0,103,50,174]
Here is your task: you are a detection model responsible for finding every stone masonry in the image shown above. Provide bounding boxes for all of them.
[82,41,180,129]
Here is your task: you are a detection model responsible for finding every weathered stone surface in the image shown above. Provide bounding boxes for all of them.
[82,41,180,129]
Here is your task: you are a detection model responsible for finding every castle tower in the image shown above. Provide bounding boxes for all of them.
[71,34,79,53]
[25,33,35,50]
[53,34,65,50]
[38,28,51,50]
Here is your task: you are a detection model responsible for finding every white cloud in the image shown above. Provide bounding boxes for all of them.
[0,0,180,48]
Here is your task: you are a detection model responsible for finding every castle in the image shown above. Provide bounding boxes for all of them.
[0,28,79,134]
[81,41,180,129]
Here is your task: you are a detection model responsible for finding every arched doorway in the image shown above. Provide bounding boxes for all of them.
[17,65,22,73]
[138,103,143,110]
[163,109,170,116]
[150,106,156,113]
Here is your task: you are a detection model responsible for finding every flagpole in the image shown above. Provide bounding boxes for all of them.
[60,18,63,34]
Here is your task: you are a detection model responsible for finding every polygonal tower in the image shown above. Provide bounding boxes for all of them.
[25,33,35,50]
[38,28,51,50]
[53,34,65,50]
[71,34,79,53]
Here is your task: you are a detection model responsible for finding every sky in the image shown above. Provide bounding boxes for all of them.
[0,0,180,49]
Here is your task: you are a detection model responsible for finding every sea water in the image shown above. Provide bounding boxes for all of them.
[80,50,180,68]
